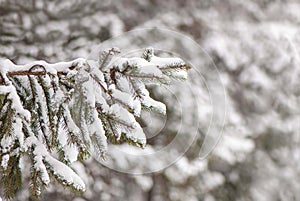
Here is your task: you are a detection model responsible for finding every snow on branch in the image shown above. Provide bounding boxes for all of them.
[0,47,190,199]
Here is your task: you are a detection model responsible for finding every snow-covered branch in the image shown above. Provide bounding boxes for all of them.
[0,47,189,199]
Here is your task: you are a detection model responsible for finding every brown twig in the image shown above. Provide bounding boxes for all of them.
[158,64,191,71]
[7,71,68,76]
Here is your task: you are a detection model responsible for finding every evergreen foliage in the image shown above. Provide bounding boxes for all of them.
[0,47,189,199]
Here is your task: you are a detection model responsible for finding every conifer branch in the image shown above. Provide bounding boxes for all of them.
[0,47,190,199]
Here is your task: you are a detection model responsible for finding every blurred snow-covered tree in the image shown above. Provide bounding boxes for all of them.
[1,0,300,201]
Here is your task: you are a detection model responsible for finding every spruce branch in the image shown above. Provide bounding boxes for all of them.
[0,47,190,199]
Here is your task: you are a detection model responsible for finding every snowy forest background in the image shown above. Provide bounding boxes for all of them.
[1,0,300,201]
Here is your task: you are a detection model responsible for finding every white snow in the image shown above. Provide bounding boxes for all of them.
[132,99,141,116]
[138,64,163,77]
[0,85,31,121]
[13,117,24,147]
[57,125,68,146]
[109,104,137,129]
[214,135,255,164]
[170,70,188,80]
[63,144,79,164]
[0,59,21,74]
[113,57,166,79]
[88,110,108,153]
[139,87,166,114]
[1,136,14,153]
[88,59,107,89]
[25,135,85,191]
[0,57,85,75]
[111,88,134,109]
[1,154,9,170]
[44,155,85,191]
[96,95,110,113]
[116,75,131,93]
[82,76,96,107]
[150,56,185,68]
[142,96,166,115]
[133,175,153,191]
[112,57,129,71]
[126,124,146,147]
[32,142,50,185]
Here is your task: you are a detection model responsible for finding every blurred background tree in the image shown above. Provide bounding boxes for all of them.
[1,0,300,200]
